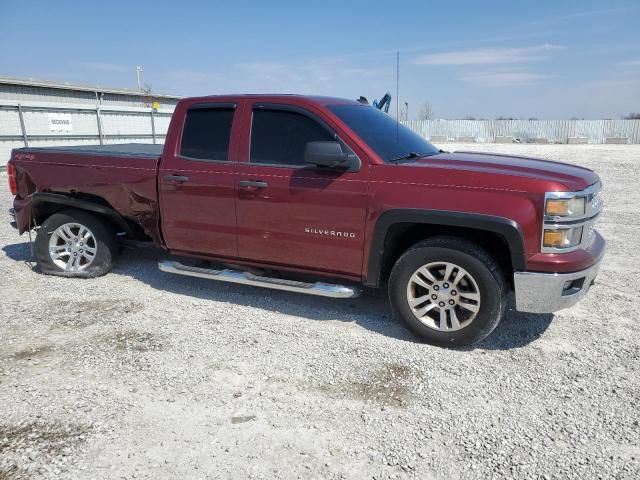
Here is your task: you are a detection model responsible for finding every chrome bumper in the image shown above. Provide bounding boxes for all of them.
[513,259,602,313]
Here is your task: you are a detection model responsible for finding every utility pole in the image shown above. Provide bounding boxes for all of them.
[136,65,143,91]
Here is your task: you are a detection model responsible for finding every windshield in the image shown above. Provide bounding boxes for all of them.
[328,104,440,163]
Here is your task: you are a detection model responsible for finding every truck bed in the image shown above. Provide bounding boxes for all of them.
[10,143,162,243]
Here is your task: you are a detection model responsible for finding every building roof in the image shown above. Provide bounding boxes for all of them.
[0,75,182,99]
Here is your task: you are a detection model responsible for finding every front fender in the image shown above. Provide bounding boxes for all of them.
[364,208,526,287]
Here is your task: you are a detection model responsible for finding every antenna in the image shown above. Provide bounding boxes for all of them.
[396,51,400,141]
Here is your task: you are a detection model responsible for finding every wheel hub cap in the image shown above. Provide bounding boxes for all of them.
[48,223,97,272]
[406,261,481,332]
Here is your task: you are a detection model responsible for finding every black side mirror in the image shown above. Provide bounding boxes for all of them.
[304,141,360,172]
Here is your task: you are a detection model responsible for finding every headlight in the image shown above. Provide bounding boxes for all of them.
[545,197,586,218]
[543,227,583,249]
[542,183,603,253]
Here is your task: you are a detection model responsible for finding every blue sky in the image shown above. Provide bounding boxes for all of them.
[1,0,638,119]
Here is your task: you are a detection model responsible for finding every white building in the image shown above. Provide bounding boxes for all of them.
[0,76,182,166]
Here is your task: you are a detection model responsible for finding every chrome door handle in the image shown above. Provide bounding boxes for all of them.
[163,174,189,182]
[239,180,268,188]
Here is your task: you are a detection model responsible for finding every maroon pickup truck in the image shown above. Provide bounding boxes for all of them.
[7,94,605,346]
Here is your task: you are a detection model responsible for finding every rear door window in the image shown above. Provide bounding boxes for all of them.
[180,108,234,161]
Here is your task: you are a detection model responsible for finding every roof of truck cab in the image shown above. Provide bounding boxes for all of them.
[180,94,362,107]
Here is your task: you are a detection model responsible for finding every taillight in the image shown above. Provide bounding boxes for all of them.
[7,163,17,196]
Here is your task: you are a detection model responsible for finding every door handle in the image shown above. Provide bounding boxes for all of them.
[163,174,189,182]
[239,180,268,189]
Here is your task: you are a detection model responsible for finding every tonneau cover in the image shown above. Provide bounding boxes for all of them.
[20,143,163,158]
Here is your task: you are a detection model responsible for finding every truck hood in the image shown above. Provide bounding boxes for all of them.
[407,151,599,191]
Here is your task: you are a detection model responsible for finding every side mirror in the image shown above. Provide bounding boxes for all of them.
[304,141,359,171]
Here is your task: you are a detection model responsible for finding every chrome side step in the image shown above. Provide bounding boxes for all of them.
[158,260,360,299]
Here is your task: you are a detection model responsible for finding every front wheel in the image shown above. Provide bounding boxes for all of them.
[34,209,118,278]
[389,237,506,347]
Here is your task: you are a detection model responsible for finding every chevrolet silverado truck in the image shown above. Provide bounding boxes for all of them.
[7,95,605,347]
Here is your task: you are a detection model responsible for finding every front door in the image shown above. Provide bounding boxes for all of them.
[159,102,241,258]
[234,103,369,276]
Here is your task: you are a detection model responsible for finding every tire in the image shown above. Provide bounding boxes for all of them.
[388,236,506,347]
[34,209,118,278]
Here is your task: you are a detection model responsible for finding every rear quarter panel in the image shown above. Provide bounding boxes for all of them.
[11,150,161,242]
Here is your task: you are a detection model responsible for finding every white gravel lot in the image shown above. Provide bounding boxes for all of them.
[0,144,638,480]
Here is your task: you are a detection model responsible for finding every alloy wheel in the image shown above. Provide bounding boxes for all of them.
[48,222,97,272]
[406,261,481,331]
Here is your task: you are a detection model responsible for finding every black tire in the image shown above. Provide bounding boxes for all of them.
[34,209,118,278]
[389,236,506,347]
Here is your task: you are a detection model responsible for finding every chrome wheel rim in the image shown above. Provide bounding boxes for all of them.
[406,261,481,332]
[48,223,97,272]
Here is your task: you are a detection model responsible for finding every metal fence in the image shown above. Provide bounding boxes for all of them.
[4,107,639,168]
[402,119,640,144]
[0,100,174,166]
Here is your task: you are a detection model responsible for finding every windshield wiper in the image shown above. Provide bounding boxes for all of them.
[391,152,437,164]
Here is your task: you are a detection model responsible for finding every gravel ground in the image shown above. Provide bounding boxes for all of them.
[0,144,638,480]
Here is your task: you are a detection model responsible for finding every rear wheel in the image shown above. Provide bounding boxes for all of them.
[389,237,506,347]
[34,209,118,278]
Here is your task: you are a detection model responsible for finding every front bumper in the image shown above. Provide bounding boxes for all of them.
[513,258,602,313]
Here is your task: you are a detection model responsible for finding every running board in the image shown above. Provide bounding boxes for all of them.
[158,261,360,299]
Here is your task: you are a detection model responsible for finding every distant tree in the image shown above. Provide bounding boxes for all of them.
[528,117,539,121]
[569,117,583,120]
[496,116,516,120]
[463,116,477,120]
[418,102,434,120]
[623,112,640,119]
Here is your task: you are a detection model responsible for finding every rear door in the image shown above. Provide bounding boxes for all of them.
[159,101,243,257]
[234,103,369,276]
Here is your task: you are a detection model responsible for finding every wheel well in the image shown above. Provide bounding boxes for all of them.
[32,193,151,241]
[378,223,514,288]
